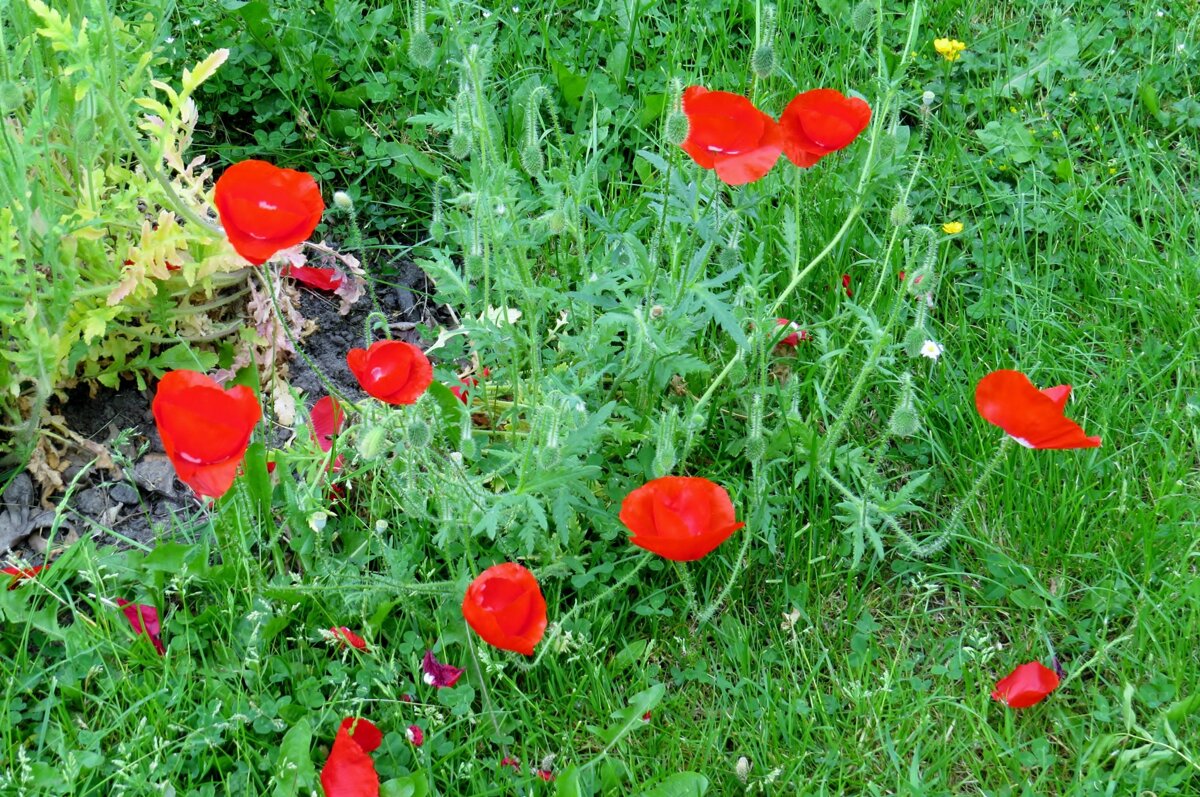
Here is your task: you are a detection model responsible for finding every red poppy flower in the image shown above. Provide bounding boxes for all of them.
[321,717,383,797]
[775,318,809,347]
[311,396,345,453]
[3,565,46,589]
[152,371,262,499]
[330,627,368,651]
[500,757,520,771]
[347,340,434,406]
[462,563,548,656]
[284,264,344,292]
[975,370,1101,449]
[778,89,872,168]
[841,273,853,297]
[422,650,465,688]
[116,599,165,655]
[450,376,479,403]
[619,476,745,561]
[405,725,424,747]
[680,86,784,185]
[991,661,1060,708]
[213,159,325,266]
[536,770,555,782]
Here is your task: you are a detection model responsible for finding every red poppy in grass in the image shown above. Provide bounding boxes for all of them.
[778,89,872,168]
[213,160,324,266]
[536,770,555,782]
[775,318,809,348]
[3,564,46,589]
[152,371,261,499]
[841,273,853,297]
[347,340,434,406]
[680,86,784,185]
[975,370,1101,450]
[450,376,479,403]
[321,717,383,797]
[619,476,745,561]
[422,650,465,688]
[500,757,520,771]
[991,661,1060,708]
[330,627,368,651]
[462,563,548,656]
[115,599,165,655]
[311,396,345,453]
[284,264,343,292]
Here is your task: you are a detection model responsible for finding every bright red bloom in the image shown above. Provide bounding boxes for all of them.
[779,89,872,168]
[347,340,434,406]
[422,650,465,688]
[115,599,165,655]
[3,565,46,589]
[462,563,548,656]
[500,757,520,771]
[536,770,555,782]
[311,396,345,453]
[152,371,261,499]
[775,318,809,347]
[213,160,325,266]
[841,273,852,297]
[284,264,343,292]
[975,370,1101,450]
[991,661,1060,708]
[406,725,424,747]
[330,627,368,651]
[680,86,783,185]
[449,376,478,403]
[321,717,383,797]
[619,476,745,561]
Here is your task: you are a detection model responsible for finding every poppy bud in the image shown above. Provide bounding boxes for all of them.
[407,417,433,449]
[357,426,388,461]
[851,0,875,31]
[664,110,689,147]
[651,407,679,479]
[889,200,913,227]
[409,30,436,68]
[903,325,928,358]
[888,373,921,438]
[449,132,472,160]
[751,44,775,79]
[333,191,354,210]
[520,142,545,177]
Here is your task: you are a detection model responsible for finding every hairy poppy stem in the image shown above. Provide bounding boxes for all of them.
[522,554,653,670]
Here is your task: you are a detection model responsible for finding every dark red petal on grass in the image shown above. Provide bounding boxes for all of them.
[975,370,1101,449]
[462,563,548,656]
[321,718,382,797]
[422,650,465,688]
[331,627,368,651]
[406,725,425,747]
[116,599,165,655]
[214,160,325,266]
[450,376,479,403]
[284,265,344,292]
[991,661,1060,708]
[3,565,46,588]
[536,770,555,782]
[311,396,345,453]
[501,757,520,771]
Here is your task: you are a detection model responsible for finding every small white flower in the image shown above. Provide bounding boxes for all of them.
[165,36,175,44]
[921,90,936,106]
[512,5,520,11]
[495,203,507,216]
[1177,43,1186,52]
[919,340,944,361]
[375,519,389,533]
[422,672,436,685]
[482,9,491,17]
[1156,9,1165,17]
[308,511,328,533]
[736,757,751,783]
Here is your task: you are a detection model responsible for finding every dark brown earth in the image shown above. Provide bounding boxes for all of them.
[0,259,448,560]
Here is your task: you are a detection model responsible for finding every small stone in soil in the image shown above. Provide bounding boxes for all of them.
[109,483,140,505]
[132,455,178,498]
[74,487,110,516]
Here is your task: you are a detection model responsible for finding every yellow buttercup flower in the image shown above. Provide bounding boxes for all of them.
[934,38,967,62]
[942,221,964,234]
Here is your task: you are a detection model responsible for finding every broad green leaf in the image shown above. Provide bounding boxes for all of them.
[272,719,314,797]
[381,773,428,797]
[638,772,709,797]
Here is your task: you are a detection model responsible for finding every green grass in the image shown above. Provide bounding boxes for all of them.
[3,0,1199,795]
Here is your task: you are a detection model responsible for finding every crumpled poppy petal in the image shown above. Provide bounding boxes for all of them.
[116,599,165,655]
[3,565,47,589]
[214,160,325,266]
[311,396,345,453]
[975,370,1100,449]
[422,650,465,688]
[779,89,871,167]
[347,341,433,405]
[712,113,783,185]
[991,661,1060,708]
[330,627,368,651]
[321,717,382,797]
[284,265,344,292]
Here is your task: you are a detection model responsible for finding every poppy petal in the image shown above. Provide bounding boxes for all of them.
[311,396,345,453]
[214,160,325,266]
[321,718,382,797]
[975,370,1100,449]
